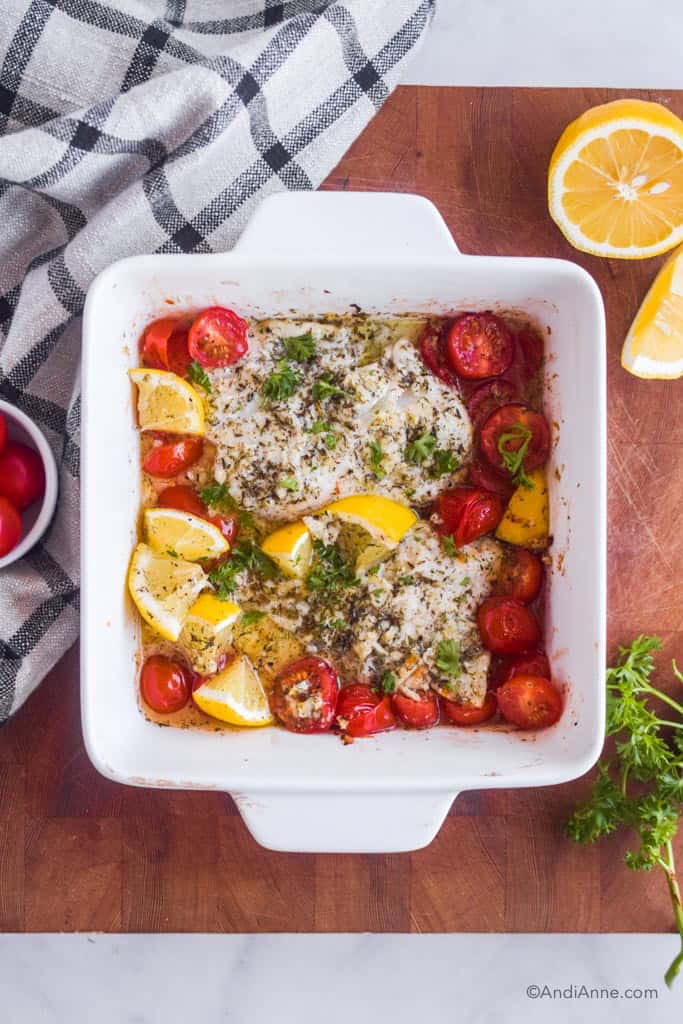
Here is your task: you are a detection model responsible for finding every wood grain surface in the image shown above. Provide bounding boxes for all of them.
[1,87,682,934]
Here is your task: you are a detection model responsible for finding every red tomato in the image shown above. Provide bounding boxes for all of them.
[0,441,45,510]
[446,312,514,379]
[140,655,190,714]
[209,514,238,546]
[479,404,550,476]
[0,495,22,556]
[466,379,519,429]
[141,318,192,377]
[419,322,458,387]
[477,596,540,655]
[442,690,497,726]
[142,437,203,478]
[188,307,248,368]
[496,548,543,604]
[157,484,208,517]
[497,675,562,729]
[392,691,439,729]
[434,486,504,548]
[0,412,6,455]
[517,328,544,377]
[336,683,397,738]
[489,651,551,689]
[270,656,339,733]
[468,458,514,501]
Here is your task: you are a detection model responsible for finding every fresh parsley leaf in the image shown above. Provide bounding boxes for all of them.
[198,480,255,529]
[279,476,298,492]
[405,431,437,465]
[398,575,415,586]
[208,540,279,598]
[431,449,459,478]
[497,425,533,488]
[187,359,212,394]
[435,638,461,677]
[312,374,350,402]
[368,440,386,480]
[309,419,337,449]
[282,332,316,362]
[262,359,302,402]
[442,535,457,557]
[306,539,359,594]
[381,671,397,694]
[328,618,348,632]
[240,609,266,627]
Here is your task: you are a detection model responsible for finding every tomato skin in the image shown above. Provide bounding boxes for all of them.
[516,328,544,377]
[142,437,203,478]
[141,318,192,376]
[392,692,439,729]
[157,484,208,517]
[434,486,504,548]
[496,548,543,604]
[419,322,458,387]
[442,690,497,726]
[336,683,397,737]
[140,655,190,714]
[477,596,540,655]
[446,313,514,380]
[497,674,562,729]
[489,651,551,689]
[0,495,22,556]
[480,404,550,476]
[209,514,238,546]
[0,412,6,455]
[270,656,339,733]
[188,307,248,368]
[466,379,519,430]
[468,458,514,501]
[0,441,45,510]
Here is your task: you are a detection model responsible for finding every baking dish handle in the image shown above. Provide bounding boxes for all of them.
[233,192,460,259]
[232,790,458,854]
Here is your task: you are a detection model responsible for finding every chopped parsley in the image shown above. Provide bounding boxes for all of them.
[187,359,212,394]
[198,480,255,529]
[442,535,457,557]
[461,576,471,587]
[208,540,278,598]
[279,476,298,492]
[240,609,266,627]
[405,431,437,465]
[262,359,302,402]
[328,618,348,632]
[368,440,386,479]
[312,374,350,402]
[381,671,397,694]
[497,425,533,488]
[309,419,337,449]
[306,539,359,594]
[431,449,459,478]
[435,638,462,678]
[398,574,415,586]
[166,548,179,559]
[282,332,317,362]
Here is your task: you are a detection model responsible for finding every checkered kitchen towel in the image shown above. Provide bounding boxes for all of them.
[0,0,434,721]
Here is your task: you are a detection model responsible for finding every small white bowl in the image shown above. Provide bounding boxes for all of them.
[0,399,59,569]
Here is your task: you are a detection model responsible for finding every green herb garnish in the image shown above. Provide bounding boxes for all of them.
[208,540,278,598]
[198,480,255,529]
[435,638,462,678]
[279,476,298,492]
[309,419,337,449]
[381,671,397,694]
[166,548,179,559]
[306,539,359,594]
[262,359,302,402]
[442,535,457,557]
[187,359,212,394]
[368,440,386,480]
[431,449,459,478]
[497,425,533,488]
[405,431,437,465]
[240,609,266,627]
[398,575,415,586]
[312,374,350,402]
[282,332,316,362]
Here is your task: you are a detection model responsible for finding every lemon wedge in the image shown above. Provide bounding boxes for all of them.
[128,542,206,641]
[548,99,683,259]
[192,655,273,727]
[321,494,418,571]
[179,593,241,675]
[622,243,683,379]
[129,368,205,434]
[144,507,229,561]
[260,521,313,579]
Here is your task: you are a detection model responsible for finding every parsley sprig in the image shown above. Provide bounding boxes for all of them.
[435,638,462,678]
[282,332,317,362]
[566,636,683,987]
[405,432,458,478]
[309,419,337,449]
[306,539,359,594]
[406,431,437,465]
[187,359,212,394]
[368,440,386,480]
[208,540,279,598]
[497,425,533,488]
[261,359,302,402]
[198,480,255,529]
[311,374,350,402]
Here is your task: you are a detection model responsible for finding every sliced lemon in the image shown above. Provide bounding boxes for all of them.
[260,521,313,579]
[129,368,205,435]
[548,99,683,259]
[128,542,206,641]
[622,243,683,379]
[321,494,417,571]
[144,507,229,562]
[193,655,273,727]
[178,593,241,675]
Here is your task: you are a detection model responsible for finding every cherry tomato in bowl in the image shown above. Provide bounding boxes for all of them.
[270,656,339,733]
[477,596,540,655]
[442,690,497,726]
[465,378,519,429]
[0,495,22,556]
[446,312,514,380]
[497,674,562,729]
[140,655,190,714]
[489,650,551,689]
[392,691,439,729]
[0,441,46,510]
[142,437,203,478]
[419,322,458,386]
[434,486,504,548]
[188,307,248,368]
[479,404,550,477]
[336,683,397,738]
[496,548,543,604]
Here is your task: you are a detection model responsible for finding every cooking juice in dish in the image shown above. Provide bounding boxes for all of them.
[128,308,562,739]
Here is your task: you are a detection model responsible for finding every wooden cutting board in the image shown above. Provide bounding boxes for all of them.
[1,87,681,934]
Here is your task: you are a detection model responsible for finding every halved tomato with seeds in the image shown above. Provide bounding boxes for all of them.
[269,656,339,733]
[188,307,248,368]
[447,313,514,379]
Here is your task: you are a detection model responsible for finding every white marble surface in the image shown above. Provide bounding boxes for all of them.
[408,0,683,87]
[1,934,682,1022]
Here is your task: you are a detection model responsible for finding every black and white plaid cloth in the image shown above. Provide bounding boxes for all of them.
[0,0,434,722]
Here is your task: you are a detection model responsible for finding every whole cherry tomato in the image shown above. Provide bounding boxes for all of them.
[465,379,519,429]
[336,683,397,738]
[0,441,45,510]
[0,495,22,556]
[269,656,339,733]
[434,486,504,548]
[0,411,6,455]
[392,691,439,729]
[497,674,562,729]
[142,437,203,478]
[442,690,497,726]
[477,596,540,655]
[419,322,458,386]
[140,655,190,713]
[496,548,543,604]
[479,404,550,477]
[141,317,192,377]
[157,484,208,517]
[467,458,514,501]
[188,307,248,368]
[446,312,514,379]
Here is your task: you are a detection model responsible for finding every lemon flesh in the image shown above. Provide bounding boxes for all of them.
[179,594,241,675]
[320,494,417,571]
[128,542,206,641]
[144,508,229,561]
[129,368,205,435]
[260,521,313,579]
[622,243,683,379]
[193,656,273,727]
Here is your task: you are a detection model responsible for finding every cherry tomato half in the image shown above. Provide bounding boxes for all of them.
[0,495,22,556]
[442,690,497,726]
[466,378,519,430]
[392,691,439,729]
[336,683,397,738]
[157,484,208,517]
[467,458,514,501]
[479,404,550,477]
[0,411,6,455]
[209,514,238,547]
[142,437,203,478]
[434,486,504,548]
[270,656,339,733]
[516,328,544,377]
[187,307,248,368]
[419,322,458,387]
[446,312,514,380]
[140,655,190,714]
[141,317,192,377]
[497,674,562,729]
[496,548,543,604]
[477,596,540,655]
[0,441,45,511]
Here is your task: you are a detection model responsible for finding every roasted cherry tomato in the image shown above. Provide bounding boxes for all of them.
[141,317,192,377]
[0,495,22,556]
[419,322,458,386]
[209,514,238,546]
[187,307,248,368]
[142,437,203,478]
[157,484,208,517]
[442,690,497,726]
[392,691,439,729]
[0,411,6,455]
[479,404,550,476]
[468,458,514,501]
[336,683,397,738]
[0,441,45,510]
[477,596,540,655]
[496,548,543,604]
[465,379,519,429]
[434,486,504,548]
[446,312,514,380]
[489,650,551,689]
[516,328,544,377]
[270,656,339,733]
[140,655,190,714]
[497,674,562,729]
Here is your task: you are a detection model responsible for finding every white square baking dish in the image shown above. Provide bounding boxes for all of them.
[81,192,606,853]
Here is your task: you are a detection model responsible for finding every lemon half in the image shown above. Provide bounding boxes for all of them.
[144,507,229,561]
[193,656,273,727]
[622,243,683,379]
[321,494,418,572]
[129,368,205,435]
[128,542,206,641]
